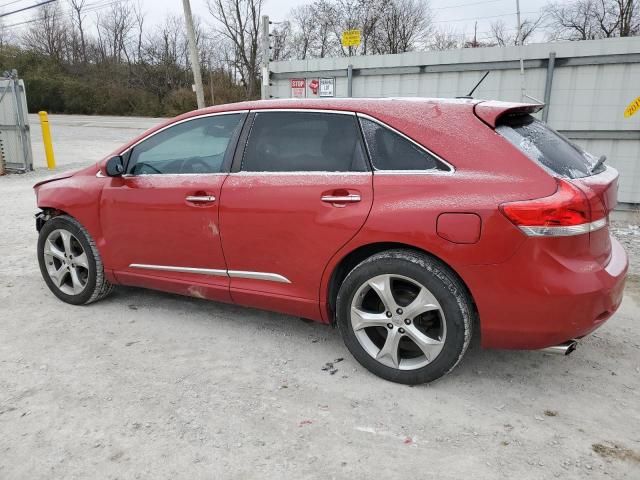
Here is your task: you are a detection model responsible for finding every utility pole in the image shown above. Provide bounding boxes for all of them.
[182,0,205,109]
[473,21,478,47]
[208,58,215,106]
[210,70,215,106]
[516,0,525,101]
[261,15,270,100]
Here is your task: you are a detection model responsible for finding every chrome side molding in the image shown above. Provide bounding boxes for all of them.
[129,264,227,277]
[227,270,291,284]
[129,264,291,283]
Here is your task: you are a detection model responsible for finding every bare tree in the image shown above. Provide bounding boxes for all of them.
[96,1,135,62]
[612,0,640,36]
[544,0,639,40]
[375,0,433,54]
[287,1,339,59]
[271,22,292,61]
[68,0,88,62]
[284,0,432,59]
[427,27,461,51]
[135,14,188,103]
[545,1,600,39]
[289,5,316,59]
[331,0,388,56]
[311,0,340,57]
[490,16,543,46]
[207,0,263,98]
[133,2,146,64]
[23,3,67,61]
[0,20,13,51]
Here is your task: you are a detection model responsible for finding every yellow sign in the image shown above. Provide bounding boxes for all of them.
[624,96,640,118]
[341,29,361,47]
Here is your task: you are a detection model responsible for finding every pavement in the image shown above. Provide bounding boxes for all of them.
[1,115,639,479]
[27,113,166,169]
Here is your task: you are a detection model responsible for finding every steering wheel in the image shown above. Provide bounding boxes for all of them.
[132,162,163,175]
[182,156,216,173]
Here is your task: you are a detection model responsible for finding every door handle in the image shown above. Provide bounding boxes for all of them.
[321,194,361,203]
[186,195,216,203]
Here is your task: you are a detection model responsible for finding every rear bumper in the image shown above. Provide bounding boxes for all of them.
[460,236,628,350]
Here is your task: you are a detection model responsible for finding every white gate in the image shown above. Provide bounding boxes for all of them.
[0,71,33,173]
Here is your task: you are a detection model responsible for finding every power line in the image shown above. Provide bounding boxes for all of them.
[432,0,507,11]
[2,0,128,29]
[433,10,539,23]
[0,0,30,10]
[0,0,57,18]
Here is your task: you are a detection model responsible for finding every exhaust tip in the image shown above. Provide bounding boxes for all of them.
[565,340,578,355]
[542,340,578,356]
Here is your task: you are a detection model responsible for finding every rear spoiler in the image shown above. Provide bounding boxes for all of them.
[474,100,544,128]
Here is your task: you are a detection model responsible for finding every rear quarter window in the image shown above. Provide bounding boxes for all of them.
[496,114,602,179]
[359,117,450,172]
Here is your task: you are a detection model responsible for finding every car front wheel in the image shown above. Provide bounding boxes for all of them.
[37,215,113,305]
[336,250,473,384]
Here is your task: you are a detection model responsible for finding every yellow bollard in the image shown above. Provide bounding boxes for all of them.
[38,111,56,169]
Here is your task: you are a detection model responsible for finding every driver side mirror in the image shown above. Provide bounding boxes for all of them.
[105,155,124,177]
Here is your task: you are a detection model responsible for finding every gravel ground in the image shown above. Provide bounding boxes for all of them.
[1,116,639,479]
[611,218,640,277]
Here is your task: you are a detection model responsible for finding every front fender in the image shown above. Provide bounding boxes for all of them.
[35,171,107,254]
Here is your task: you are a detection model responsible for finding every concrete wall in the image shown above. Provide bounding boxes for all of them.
[269,37,640,205]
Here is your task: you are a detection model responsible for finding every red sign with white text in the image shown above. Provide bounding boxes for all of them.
[290,78,306,98]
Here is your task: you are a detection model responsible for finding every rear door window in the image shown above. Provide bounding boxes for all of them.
[358,117,450,171]
[242,111,368,172]
[496,114,602,179]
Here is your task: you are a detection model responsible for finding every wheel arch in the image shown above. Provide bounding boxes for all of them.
[36,207,73,232]
[324,242,478,330]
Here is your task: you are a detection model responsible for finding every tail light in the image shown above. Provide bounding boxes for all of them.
[500,179,607,237]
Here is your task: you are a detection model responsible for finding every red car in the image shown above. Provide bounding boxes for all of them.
[34,98,628,384]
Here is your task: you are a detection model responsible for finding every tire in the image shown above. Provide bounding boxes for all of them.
[336,249,473,384]
[37,215,113,305]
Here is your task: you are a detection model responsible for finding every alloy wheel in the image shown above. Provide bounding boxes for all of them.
[350,274,446,370]
[43,229,89,296]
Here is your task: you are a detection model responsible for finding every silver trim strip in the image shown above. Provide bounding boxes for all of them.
[230,171,370,176]
[121,172,228,178]
[128,264,291,283]
[228,270,292,284]
[129,264,227,276]
[373,170,454,176]
[519,217,607,237]
[250,108,355,116]
[120,110,249,156]
[356,113,456,174]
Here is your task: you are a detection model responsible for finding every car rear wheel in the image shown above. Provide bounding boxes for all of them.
[336,250,473,384]
[37,215,113,305]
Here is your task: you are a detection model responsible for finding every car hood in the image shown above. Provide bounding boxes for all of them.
[33,164,96,189]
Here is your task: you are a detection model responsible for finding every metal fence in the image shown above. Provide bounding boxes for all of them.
[0,72,32,173]
[269,37,640,206]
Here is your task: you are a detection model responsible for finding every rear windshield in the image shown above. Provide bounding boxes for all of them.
[496,114,602,179]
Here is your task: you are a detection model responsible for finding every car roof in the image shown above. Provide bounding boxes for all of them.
[181,97,481,119]
[106,97,541,170]
[174,97,541,128]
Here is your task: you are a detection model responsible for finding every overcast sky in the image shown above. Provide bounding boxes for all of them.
[3,0,554,44]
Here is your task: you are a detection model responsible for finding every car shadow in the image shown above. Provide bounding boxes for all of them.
[101,285,611,389]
